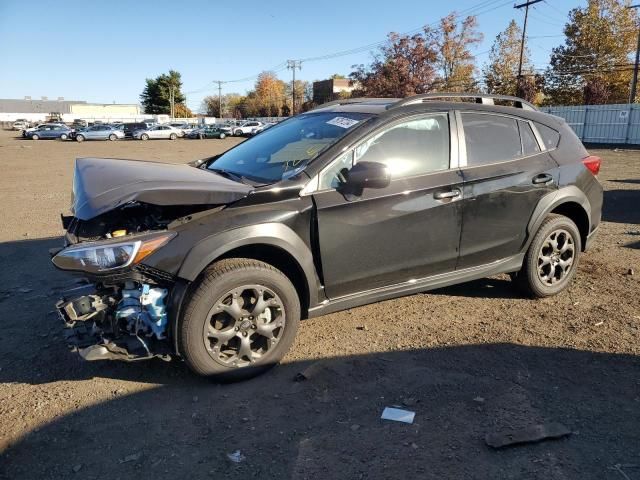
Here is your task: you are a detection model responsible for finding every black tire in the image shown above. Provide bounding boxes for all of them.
[219,133,226,139]
[108,133,117,141]
[513,214,581,298]
[179,259,300,381]
[141,133,149,141]
[170,133,177,140]
[60,133,68,140]
[31,134,39,140]
[76,134,85,142]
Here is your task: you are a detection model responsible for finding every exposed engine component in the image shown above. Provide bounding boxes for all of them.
[115,282,168,339]
[56,281,170,362]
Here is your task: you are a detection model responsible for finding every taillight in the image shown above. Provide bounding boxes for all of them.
[582,155,601,176]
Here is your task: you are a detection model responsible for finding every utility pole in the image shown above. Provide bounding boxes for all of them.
[169,86,175,119]
[287,60,302,115]
[514,0,543,91]
[628,4,640,103]
[213,80,224,118]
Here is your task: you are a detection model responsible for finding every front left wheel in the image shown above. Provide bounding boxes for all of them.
[179,259,300,381]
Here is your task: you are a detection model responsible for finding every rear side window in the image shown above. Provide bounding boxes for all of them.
[535,123,560,150]
[461,113,522,166]
[519,121,541,155]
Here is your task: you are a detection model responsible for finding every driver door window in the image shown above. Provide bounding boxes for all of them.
[318,114,450,191]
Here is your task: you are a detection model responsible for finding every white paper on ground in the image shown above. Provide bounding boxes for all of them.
[381,407,415,424]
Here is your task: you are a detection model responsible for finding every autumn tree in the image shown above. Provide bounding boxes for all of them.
[350,32,439,97]
[140,70,186,114]
[432,14,483,92]
[174,103,193,118]
[544,0,638,105]
[254,71,287,116]
[483,20,532,96]
[202,93,245,117]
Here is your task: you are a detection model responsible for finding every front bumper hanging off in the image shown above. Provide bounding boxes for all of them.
[55,283,172,362]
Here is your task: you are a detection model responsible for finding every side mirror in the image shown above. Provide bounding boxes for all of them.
[345,161,391,190]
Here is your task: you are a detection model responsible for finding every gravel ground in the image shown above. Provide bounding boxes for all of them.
[0,129,638,479]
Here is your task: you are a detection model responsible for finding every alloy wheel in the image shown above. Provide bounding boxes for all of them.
[537,229,575,285]
[203,285,286,367]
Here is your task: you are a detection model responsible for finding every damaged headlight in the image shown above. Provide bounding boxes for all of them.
[52,232,176,273]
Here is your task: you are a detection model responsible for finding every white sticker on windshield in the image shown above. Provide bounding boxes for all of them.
[326,117,360,129]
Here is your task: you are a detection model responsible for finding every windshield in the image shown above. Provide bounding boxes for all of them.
[207,112,372,183]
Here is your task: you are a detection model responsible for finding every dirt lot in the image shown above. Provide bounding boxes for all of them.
[0,129,639,479]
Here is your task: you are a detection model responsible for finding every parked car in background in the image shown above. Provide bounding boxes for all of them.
[186,125,227,139]
[217,124,235,136]
[73,124,125,142]
[123,122,148,138]
[133,124,180,140]
[27,124,72,140]
[168,122,197,137]
[72,120,89,129]
[12,119,30,130]
[22,123,65,137]
[233,121,263,136]
[249,122,276,136]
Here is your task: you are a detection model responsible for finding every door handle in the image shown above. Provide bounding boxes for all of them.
[532,173,554,185]
[434,189,461,200]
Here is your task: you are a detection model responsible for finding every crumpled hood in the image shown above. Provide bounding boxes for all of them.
[71,157,252,220]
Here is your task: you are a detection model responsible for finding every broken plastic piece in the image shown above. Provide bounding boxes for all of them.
[381,407,415,424]
[485,422,571,449]
[227,450,246,463]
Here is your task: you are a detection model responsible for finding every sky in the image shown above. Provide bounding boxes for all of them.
[0,0,585,112]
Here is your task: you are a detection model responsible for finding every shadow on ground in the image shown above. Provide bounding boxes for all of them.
[602,189,640,224]
[1,344,639,480]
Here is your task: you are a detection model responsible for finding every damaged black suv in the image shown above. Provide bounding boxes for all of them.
[51,94,603,380]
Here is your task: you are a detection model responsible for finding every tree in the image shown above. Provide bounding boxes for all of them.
[544,0,638,105]
[140,70,186,114]
[350,31,439,97]
[202,93,245,117]
[254,71,287,116]
[432,14,482,92]
[483,20,532,96]
[285,79,309,114]
[174,103,193,118]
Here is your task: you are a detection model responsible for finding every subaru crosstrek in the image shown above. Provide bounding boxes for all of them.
[51,94,603,380]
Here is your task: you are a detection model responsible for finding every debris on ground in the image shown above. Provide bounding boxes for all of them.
[227,450,246,463]
[485,422,572,449]
[294,361,325,381]
[119,452,142,463]
[72,464,82,473]
[473,396,485,404]
[381,407,415,424]
[402,397,417,407]
[627,268,635,276]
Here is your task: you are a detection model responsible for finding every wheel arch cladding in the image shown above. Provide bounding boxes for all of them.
[177,223,317,315]
[527,186,591,252]
[549,202,589,250]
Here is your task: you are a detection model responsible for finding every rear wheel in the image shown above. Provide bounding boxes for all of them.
[179,259,300,381]
[219,133,226,139]
[513,214,581,298]
[141,133,149,141]
[108,133,117,141]
[170,133,177,140]
[60,133,68,140]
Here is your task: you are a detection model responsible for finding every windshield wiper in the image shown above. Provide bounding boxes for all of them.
[209,168,245,184]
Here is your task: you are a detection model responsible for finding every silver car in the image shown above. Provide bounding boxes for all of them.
[133,124,181,140]
[75,125,125,142]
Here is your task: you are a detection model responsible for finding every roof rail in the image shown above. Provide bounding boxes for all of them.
[310,97,397,111]
[389,93,538,111]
